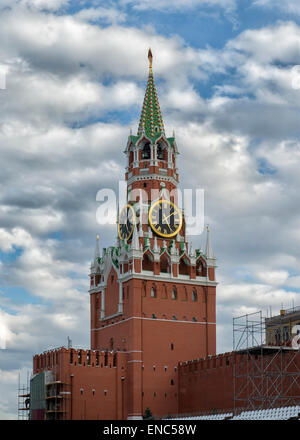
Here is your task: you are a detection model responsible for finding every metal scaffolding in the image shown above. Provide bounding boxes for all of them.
[233,311,300,414]
[18,371,31,420]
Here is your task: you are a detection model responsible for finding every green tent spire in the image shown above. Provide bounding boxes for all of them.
[137,49,165,139]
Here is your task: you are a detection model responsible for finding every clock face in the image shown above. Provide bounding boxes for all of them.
[149,200,182,238]
[118,204,136,241]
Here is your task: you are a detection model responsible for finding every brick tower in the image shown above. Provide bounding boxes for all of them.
[89,49,217,419]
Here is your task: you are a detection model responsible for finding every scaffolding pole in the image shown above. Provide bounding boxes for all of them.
[18,370,30,420]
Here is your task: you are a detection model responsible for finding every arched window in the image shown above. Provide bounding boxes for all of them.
[196,259,207,277]
[160,253,170,273]
[157,143,164,160]
[192,289,197,302]
[172,287,177,300]
[151,286,156,298]
[142,142,151,159]
[179,256,190,275]
[142,251,154,271]
[129,150,134,166]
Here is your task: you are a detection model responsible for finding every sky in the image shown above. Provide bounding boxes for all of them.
[1,0,300,419]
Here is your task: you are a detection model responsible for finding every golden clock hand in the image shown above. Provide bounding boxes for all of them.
[163,212,174,222]
[163,214,170,226]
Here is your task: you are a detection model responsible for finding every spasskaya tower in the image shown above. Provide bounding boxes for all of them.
[89,49,217,419]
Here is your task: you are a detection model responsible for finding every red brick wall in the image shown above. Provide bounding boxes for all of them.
[33,348,128,420]
[178,351,300,415]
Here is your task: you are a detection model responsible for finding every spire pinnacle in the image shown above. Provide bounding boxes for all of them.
[94,234,100,263]
[205,224,214,259]
[148,48,153,74]
[137,49,165,138]
[131,223,140,251]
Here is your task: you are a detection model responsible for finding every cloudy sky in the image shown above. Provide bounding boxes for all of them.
[1,0,300,419]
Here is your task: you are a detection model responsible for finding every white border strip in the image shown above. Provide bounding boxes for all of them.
[92,315,216,331]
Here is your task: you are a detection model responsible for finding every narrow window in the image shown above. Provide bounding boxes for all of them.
[142,142,151,159]
[110,337,114,350]
[157,144,164,159]
[171,343,174,351]
[192,290,197,302]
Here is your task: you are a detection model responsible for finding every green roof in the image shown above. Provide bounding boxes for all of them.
[137,70,165,139]
[128,134,175,148]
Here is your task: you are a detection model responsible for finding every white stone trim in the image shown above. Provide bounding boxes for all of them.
[119,271,217,286]
[127,173,177,187]
[127,415,143,420]
[100,289,105,319]
[92,316,216,331]
[118,280,123,313]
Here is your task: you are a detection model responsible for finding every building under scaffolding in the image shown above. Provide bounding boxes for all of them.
[233,311,300,414]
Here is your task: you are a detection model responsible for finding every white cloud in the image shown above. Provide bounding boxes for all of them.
[20,0,69,11]
[121,0,237,12]
[254,0,300,15]
[256,270,289,286]
[74,7,127,24]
